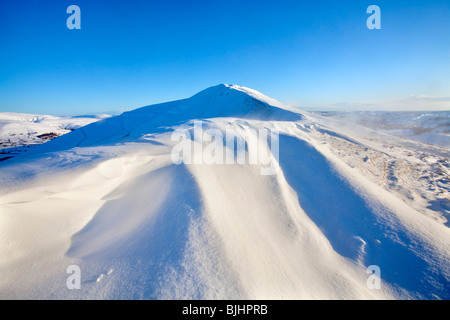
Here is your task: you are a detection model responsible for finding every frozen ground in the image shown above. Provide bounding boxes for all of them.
[306,111,449,228]
[0,85,448,299]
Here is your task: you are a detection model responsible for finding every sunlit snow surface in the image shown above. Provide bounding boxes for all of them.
[0,113,110,160]
[0,85,448,299]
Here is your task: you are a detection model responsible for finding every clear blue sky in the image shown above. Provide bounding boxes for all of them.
[1,0,449,115]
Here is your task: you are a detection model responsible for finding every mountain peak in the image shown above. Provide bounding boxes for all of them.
[22,84,304,153]
[191,84,285,109]
[186,84,302,121]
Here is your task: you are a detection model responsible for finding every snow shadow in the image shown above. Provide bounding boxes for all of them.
[66,164,204,299]
[278,134,449,299]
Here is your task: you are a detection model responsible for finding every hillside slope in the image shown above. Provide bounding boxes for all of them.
[0,85,448,299]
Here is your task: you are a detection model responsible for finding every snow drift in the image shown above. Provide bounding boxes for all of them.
[0,84,448,299]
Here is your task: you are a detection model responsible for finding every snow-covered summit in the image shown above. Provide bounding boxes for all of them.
[23,84,303,154]
[189,84,287,112]
[133,83,302,121]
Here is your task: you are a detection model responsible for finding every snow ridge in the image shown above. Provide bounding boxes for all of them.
[0,85,449,300]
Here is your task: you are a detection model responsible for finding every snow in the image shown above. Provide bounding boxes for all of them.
[0,112,110,153]
[312,110,450,150]
[0,84,449,299]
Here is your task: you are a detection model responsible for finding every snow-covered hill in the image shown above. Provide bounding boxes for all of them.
[0,113,110,161]
[0,84,448,299]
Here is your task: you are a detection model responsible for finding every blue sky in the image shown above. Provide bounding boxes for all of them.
[0,0,449,115]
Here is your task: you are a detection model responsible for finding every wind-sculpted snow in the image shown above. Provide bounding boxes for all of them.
[0,85,448,299]
[278,134,449,298]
